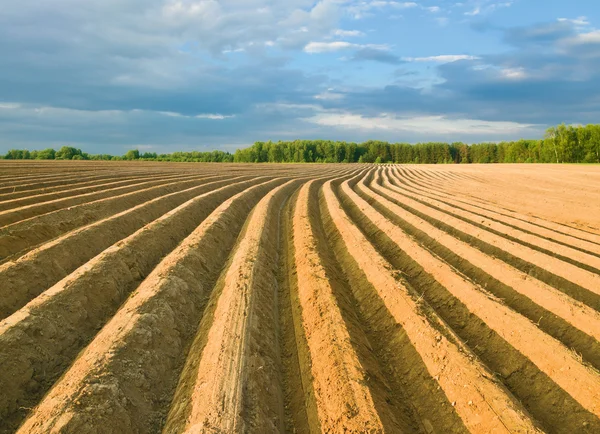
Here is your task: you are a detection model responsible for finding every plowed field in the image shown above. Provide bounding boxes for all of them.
[1,161,599,433]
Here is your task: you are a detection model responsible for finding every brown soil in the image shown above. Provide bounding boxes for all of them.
[0,161,597,433]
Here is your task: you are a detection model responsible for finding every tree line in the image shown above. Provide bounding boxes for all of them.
[1,147,234,162]
[2,124,600,164]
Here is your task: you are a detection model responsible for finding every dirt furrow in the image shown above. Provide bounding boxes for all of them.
[277,186,317,434]
[0,170,160,194]
[0,174,227,261]
[338,170,600,432]
[390,169,600,272]
[15,177,292,434]
[0,173,184,211]
[381,169,600,298]
[380,171,600,314]
[0,173,217,227]
[0,176,274,433]
[399,166,600,243]
[363,169,600,369]
[323,175,540,433]
[0,175,246,320]
[395,167,600,255]
[162,179,301,433]
[288,179,385,432]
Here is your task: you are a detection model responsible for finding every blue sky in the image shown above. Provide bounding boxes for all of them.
[1,0,600,154]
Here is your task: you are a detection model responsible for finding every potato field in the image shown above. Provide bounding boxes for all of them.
[0,161,599,434]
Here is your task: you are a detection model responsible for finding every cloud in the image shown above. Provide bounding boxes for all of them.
[306,111,539,136]
[504,21,575,47]
[195,114,235,120]
[403,55,480,62]
[332,29,365,37]
[558,16,590,27]
[351,47,404,64]
[565,30,600,45]
[462,1,513,17]
[304,41,389,53]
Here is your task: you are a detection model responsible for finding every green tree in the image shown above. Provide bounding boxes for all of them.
[124,149,140,160]
[56,146,82,160]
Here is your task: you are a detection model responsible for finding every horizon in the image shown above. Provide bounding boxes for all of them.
[1,1,600,154]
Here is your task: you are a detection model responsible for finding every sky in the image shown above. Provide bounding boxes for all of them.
[1,0,600,154]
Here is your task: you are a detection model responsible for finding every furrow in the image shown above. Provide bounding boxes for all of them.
[0,174,214,227]
[338,169,600,432]
[287,179,385,432]
[162,179,300,433]
[0,173,183,211]
[390,169,600,271]
[0,174,227,261]
[0,176,272,433]
[394,167,600,255]
[0,175,243,320]
[0,171,157,194]
[323,175,540,433]
[399,166,600,243]
[15,177,291,434]
[363,170,600,369]
[381,168,600,298]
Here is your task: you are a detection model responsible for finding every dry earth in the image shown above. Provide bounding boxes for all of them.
[0,161,599,433]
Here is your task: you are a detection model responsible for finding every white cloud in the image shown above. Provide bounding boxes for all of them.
[306,112,537,135]
[462,1,512,17]
[159,111,234,120]
[426,6,440,13]
[500,67,526,80]
[305,41,356,52]
[314,90,345,100]
[195,113,235,120]
[333,29,365,37]
[568,30,600,44]
[403,54,480,62]
[304,41,389,53]
[558,16,590,27]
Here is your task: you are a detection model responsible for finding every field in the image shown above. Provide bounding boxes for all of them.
[1,161,599,433]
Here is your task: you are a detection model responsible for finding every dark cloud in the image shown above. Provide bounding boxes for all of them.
[503,21,575,48]
[350,47,405,64]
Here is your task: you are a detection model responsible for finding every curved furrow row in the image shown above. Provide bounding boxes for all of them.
[395,166,600,254]
[322,173,541,433]
[0,174,229,261]
[162,179,301,433]
[401,166,600,242]
[379,168,600,300]
[361,170,600,368]
[396,166,600,252]
[0,175,252,320]
[0,173,192,211]
[0,173,222,227]
[389,169,600,270]
[337,170,600,432]
[0,170,168,194]
[15,177,298,434]
[0,176,278,432]
[0,175,145,201]
[285,176,387,432]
